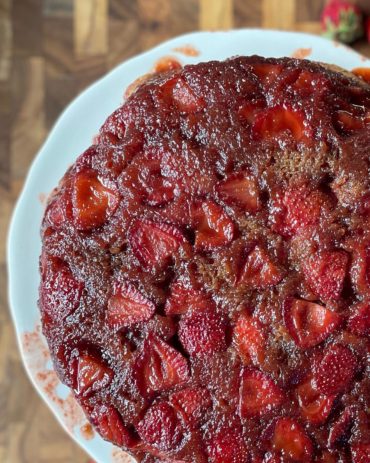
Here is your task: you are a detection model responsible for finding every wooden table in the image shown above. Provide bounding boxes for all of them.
[1,1,369,462]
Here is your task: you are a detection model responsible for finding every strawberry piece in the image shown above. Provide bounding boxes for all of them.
[350,244,370,297]
[45,190,73,228]
[334,110,366,133]
[71,169,119,230]
[253,106,309,142]
[328,407,353,448]
[91,404,136,448]
[107,282,155,329]
[351,443,370,463]
[137,402,184,452]
[233,314,267,365]
[272,417,313,462]
[75,354,113,396]
[171,78,205,112]
[251,63,283,85]
[165,278,213,316]
[296,377,335,424]
[303,250,349,301]
[191,200,234,250]
[348,302,370,336]
[135,334,189,394]
[178,306,227,356]
[237,245,283,288]
[239,368,284,418]
[238,100,266,124]
[129,219,188,269]
[262,453,281,463]
[313,344,356,395]
[269,184,327,237]
[207,426,249,463]
[284,298,341,349]
[170,386,212,426]
[216,172,261,213]
[40,255,84,323]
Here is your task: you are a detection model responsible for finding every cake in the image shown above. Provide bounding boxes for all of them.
[39,56,370,463]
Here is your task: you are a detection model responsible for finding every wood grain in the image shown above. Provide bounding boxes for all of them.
[0,1,369,462]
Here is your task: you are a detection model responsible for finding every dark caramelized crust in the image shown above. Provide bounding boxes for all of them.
[39,56,370,463]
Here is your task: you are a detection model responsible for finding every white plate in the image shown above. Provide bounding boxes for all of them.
[7,29,370,463]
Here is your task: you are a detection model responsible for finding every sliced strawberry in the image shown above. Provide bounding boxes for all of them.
[348,302,370,336]
[237,245,283,288]
[315,451,338,463]
[313,344,357,395]
[170,386,211,426]
[129,219,188,269]
[165,278,213,316]
[178,306,227,356]
[207,425,249,463]
[284,298,341,349]
[269,184,327,237]
[251,63,283,85]
[107,282,155,329]
[216,172,261,213]
[45,190,73,228]
[40,255,84,323]
[350,244,370,297]
[75,354,113,396]
[171,78,205,112]
[137,401,184,452]
[303,250,349,301]
[296,376,335,424]
[238,100,266,124]
[134,334,189,395]
[239,368,284,418]
[71,169,120,230]
[91,404,136,448]
[262,453,281,463]
[351,443,370,463]
[334,109,367,135]
[253,106,309,143]
[233,314,266,366]
[328,407,353,448]
[272,417,313,462]
[191,200,234,250]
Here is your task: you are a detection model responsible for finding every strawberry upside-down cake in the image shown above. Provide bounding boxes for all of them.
[39,56,370,463]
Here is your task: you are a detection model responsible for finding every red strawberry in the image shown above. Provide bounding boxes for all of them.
[91,404,136,448]
[284,298,341,349]
[269,184,327,237]
[313,344,356,395]
[107,282,155,329]
[296,377,335,424]
[253,106,309,143]
[207,426,249,463]
[134,334,189,394]
[315,451,338,463]
[233,314,266,365]
[178,306,227,356]
[328,407,353,448]
[239,368,284,418]
[303,250,348,301]
[238,100,266,124]
[40,255,84,323]
[348,302,370,336]
[272,417,313,462]
[350,244,370,297]
[71,169,120,230]
[334,110,366,133]
[171,78,205,112]
[45,190,73,228]
[129,219,188,269]
[75,354,113,396]
[262,453,281,463]
[237,245,283,288]
[191,200,234,250]
[216,172,261,213]
[165,279,213,316]
[170,386,212,426]
[251,63,284,85]
[351,443,370,463]
[137,402,184,452]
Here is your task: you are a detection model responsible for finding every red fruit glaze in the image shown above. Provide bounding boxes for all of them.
[39,56,370,462]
